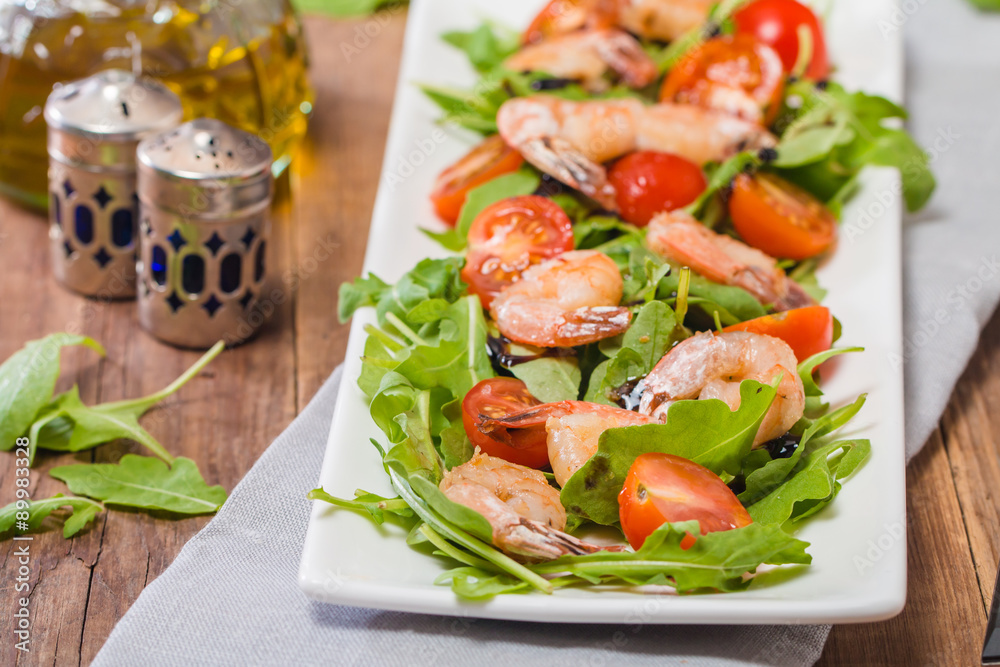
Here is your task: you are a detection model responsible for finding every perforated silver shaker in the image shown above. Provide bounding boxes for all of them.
[45,70,183,298]
[136,118,273,349]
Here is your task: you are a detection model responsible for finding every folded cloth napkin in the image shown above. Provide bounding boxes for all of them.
[93,1,1000,665]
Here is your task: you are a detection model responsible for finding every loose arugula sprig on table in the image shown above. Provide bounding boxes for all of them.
[0,334,228,540]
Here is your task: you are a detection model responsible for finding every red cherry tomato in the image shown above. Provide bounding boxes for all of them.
[607,151,707,226]
[729,172,837,260]
[430,135,525,226]
[618,453,752,550]
[723,306,833,362]
[461,195,574,309]
[734,0,830,81]
[659,34,785,125]
[461,378,549,468]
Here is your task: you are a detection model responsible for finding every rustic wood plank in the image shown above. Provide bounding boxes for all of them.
[939,311,1000,612]
[293,13,407,405]
[76,183,298,665]
[0,204,106,667]
[818,429,986,665]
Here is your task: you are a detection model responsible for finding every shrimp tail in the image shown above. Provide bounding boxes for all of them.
[500,518,618,560]
[774,280,816,311]
[595,30,659,88]
[556,306,633,347]
[517,137,618,210]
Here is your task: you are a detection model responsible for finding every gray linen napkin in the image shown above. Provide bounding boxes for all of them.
[93,1,1000,664]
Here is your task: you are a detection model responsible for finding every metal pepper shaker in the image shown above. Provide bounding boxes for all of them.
[135,118,273,349]
[45,70,183,298]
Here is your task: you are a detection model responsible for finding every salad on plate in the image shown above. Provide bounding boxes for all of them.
[318,0,934,600]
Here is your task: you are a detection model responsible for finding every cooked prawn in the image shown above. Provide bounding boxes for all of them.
[638,330,805,446]
[440,450,606,559]
[524,0,714,44]
[496,96,775,208]
[646,210,815,311]
[617,0,716,41]
[505,29,658,91]
[480,402,653,486]
[490,249,632,348]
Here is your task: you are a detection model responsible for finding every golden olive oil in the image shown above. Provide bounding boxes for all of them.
[0,1,312,208]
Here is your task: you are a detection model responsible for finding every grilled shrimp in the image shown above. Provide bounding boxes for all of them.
[638,330,805,446]
[524,0,714,44]
[496,96,775,208]
[440,450,606,559]
[646,210,815,311]
[490,249,632,348]
[506,29,657,91]
[480,402,654,487]
[617,0,716,41]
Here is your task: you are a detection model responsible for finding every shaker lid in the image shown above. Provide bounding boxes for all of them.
[44,69,182,142]
[137,118,273,181]
[137,119,274,218]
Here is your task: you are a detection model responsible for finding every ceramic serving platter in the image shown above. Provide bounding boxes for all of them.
[298,0,907,623]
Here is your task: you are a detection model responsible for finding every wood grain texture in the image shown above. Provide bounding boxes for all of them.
[0,9,998,666]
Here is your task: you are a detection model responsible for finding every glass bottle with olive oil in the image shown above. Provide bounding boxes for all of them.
[0,0,313,208]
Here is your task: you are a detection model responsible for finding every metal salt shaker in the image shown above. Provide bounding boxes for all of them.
[45,70,183,298]
[136,118,273,349]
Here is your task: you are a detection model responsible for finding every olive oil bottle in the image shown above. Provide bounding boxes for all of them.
[0,0,313,208]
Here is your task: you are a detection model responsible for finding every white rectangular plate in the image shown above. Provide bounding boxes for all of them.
[299,0,907,623]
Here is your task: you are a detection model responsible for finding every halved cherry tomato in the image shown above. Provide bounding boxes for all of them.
[522,0,620,44]
[729,172,836,260]
[723,305,833,362]
[619,453,752,550]
[607,151,707,226]
[659,34,785,125]
[461,195,574,309]
[430,135,525,226]
[734,0,830,81]
[461,378,549,468]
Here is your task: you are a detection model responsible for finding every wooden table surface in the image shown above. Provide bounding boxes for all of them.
[1,12,996,666]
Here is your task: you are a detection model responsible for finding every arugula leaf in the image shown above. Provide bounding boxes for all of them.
[798,347,864,396]
[29,341,225,464]
[509,356,581,402]
[0,333,104,451]
[50,455,227,514]
[0,494,103,539]
[291,0,404,17]
[584,301,679,404]
[308,487,413,525]
[391,296,493,399]
[657,271,767,324]
[338,257,466,325]
[683,152,759,218]
[739,393,867,505]
[563,380,778,524]
[573,216,645,251]
[530,520,811,594]
[435,567,533,599]
[774,81,935,212]
[442,22,520,74]
[747,438,871,525]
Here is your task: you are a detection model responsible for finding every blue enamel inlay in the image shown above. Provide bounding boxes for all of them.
[182,255,205,295]
[74,205,94,244]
